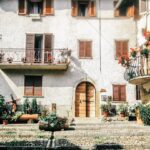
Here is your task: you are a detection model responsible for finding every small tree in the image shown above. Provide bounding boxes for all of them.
[23,98,31,114]
[31,98,40,114]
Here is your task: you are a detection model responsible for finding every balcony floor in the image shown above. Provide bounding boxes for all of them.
[0,63,68,70]
[129,76,150,85]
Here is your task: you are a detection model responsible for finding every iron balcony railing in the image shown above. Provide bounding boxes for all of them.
[124,54,150,81]
[0,48,71,64]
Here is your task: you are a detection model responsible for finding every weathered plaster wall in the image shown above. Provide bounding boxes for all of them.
[0,0,137,116]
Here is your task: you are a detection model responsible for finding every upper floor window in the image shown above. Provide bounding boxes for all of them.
[18,0,54,15]
[114,0,135,17]
[79,40,92,59]
[115,40,128,59]
[72,0,96,17]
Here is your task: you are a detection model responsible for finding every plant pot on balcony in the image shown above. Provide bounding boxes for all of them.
[19,114,38,121]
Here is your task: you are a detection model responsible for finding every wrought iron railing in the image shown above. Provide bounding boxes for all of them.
[0,48,71,64]
[124,54,150,81]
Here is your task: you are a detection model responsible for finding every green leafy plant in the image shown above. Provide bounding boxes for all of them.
[0,95,5,115]
[117,104,128,115]
[31,98,40,114]
[1,113,11,120]
[23,98,31,114]
[11,111,23,122]
[139,104,150,125]
[141,49,150,58]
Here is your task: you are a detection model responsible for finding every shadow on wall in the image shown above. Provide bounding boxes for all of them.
[2,56,88,88]
[0,0,17,13]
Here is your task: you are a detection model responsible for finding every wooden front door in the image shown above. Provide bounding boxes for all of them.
[75,82,96,117]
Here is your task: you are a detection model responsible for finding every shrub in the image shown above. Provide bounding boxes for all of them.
[31,98,40,114]
[139,104,150,125]
[23,98,31,114]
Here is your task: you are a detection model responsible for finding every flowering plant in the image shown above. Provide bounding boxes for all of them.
[118,55,129,67]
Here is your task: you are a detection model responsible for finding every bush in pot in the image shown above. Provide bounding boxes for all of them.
[2,113,11,125]
[117,104,128,117]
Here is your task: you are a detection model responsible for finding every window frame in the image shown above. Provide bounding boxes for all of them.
[115,40,129,59]
[113,84,126,102]
[78,40,93,59]
[24,75,43,97]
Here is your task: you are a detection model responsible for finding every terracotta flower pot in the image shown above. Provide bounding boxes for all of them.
[3,120,8,125]
[103,111,109,117]
[19,114,38,121]
[120,112,125,117]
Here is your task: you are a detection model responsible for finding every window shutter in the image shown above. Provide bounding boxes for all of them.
[79,41,85,58]
[127,6,134,17]
[141,0,146,13]
[24,76,33,96]
[115,41,122,58]
[34,76,42,96]
[122,41,128,57]
[72,0,78,17]
[18,0,26,15]
[120,85,126,101]
[113,85,119,101]
[88,1,96,17]
[44,34,53,62]
[44,0,54,15]
[114,9,120,17]
[85,41,92,58]
[26,34,35,63]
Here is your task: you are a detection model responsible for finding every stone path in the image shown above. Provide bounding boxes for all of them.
[0,118,150,149]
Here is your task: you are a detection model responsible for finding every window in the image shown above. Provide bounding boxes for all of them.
[18,0,54,15]
[113,85,126,101]
[115,40,128,58]
[79,40,92,58]
[140,0,147,13]
[24,76,42,96]
[136,85,141,100]
[26,34,53,63]
[28,0,43,14]
[114,0,135,17]
[72,0,96,17]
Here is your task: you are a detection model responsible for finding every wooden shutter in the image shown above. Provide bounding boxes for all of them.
[120,85,126,101]
[114,9,120,17]
[127,6,134,17]
[85,41,92,58]
[79,41,85,58]
[140,0,146,13]
[24,76,33,96]
[122,41,128,57]
[34,76,42,96]
[44,0,54,15]
[113,85,119,101]
[72,0,78,17]
[88,1,96,17]
[18,0,26,15]
[116,41,122,58]
[44,34,53,62]
[26,34,35,63]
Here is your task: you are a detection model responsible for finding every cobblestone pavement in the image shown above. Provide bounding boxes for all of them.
[0,119,150,149]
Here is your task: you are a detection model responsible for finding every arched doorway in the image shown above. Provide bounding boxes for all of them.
[75,81,96,117]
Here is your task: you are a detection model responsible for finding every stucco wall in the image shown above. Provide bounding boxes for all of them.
[0,0,137,116]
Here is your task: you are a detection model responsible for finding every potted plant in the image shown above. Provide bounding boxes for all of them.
[101,104,109,117]
[7,57,13,63]
[117,104,128,117]
[2,113,10,125]
[118,56,130,67]
[141,48,149,58]
[130,48,137,58]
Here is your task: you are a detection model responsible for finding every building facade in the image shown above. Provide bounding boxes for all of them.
[0,0,141,117]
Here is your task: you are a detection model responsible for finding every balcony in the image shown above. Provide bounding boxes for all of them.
[0,48,71,70]
[124,54,150,85]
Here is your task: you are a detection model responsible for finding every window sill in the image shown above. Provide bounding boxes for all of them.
[72,16,97,19]
[79,57,93,59]
[23,96,44,98]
